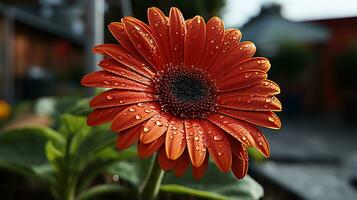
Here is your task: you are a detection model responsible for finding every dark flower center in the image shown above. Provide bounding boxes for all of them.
[154,65,218,118]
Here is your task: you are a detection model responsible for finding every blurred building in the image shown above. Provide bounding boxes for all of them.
[241,5,357,119]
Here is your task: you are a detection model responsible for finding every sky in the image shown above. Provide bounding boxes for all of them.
[222,0,357,27]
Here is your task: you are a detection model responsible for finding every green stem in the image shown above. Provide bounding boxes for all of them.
[139,155,164,200]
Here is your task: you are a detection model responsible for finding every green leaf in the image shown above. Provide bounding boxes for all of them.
[59,114,90,138]
[0,127,59,183]
[162,162,264,200]
[46,141,64,171]
[160,184,229,200]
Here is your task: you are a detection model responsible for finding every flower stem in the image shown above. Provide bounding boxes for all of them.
[139,155,164,200]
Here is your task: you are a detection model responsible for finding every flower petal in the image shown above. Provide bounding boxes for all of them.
[140,113,171,144]
[199,17,225,70]
[216,57,271,80]
[209,29,242,76]
[116,124,142,150]
[200,120,232,173]
[217,70,267,92]
[169,7,186,66]
[218,93,282,112]
[192,155,209,180]
[165,118,186,160]
[89,89,155,108]
[209,41,256,73]
[81,71,154,92]
[207,114,270,157]
[147,7,172,65]
[93,44,155,78]
[108,22,142,59]
[123,17,164,71]
[218,108,281,129]
[137,135,165,158]
[174,153,190,177]
[98,58,152,86]
[87,106,127,126]
[184,16,206,67]
[230,138,249,179]
[224,79,280,96]
[184,119,206,167]
[158,147,178,170]
[111,102,159,132]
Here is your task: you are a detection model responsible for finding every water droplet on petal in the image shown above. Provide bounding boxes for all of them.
[213,135,223,141]
[135,115,142,120]
[156,121,163,126]
[268,116,275,122]
[242,136,247,141]
[129,108,136,112]
[106,94,114,100]
[143,127,150,132]
[194,136,199,141]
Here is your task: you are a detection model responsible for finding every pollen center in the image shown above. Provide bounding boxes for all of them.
[154,65,218,118]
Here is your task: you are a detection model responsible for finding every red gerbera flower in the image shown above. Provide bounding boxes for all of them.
[81,7,282,180]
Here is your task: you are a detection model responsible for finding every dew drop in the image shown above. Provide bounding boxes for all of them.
[106,94,114,100]
[194,136,199,141]
[265,98,272,103]
[135,115,142,120]
[242,136,247,141]
[129,108,136,112]
[143,127,150,132]
[137,102,144,107]
[268,116,275,122]
[144,109,151,113]
[258,142,263,146]
[213,135,223,141]
[218,152,223,156]
[156,121,163,126]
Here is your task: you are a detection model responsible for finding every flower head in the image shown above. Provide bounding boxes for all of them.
[81,7,282,180]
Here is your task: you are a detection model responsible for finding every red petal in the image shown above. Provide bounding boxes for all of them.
[123,17,164,71]
[137,135,165,158]
[184,119,207,167]
[230,139,249,179]
[108,22,142,59]
[81,71,154,93]
[184,16,206,67]
[192,155,209,180]
[165,118,186,160]
[217,70,267,92]
[158,147,178,170]
[218,108,281,129]
[169,7,186,66]
[216,57,271,80]
[224,79,280,96]
[111,102,159,132]
[89,89,155,108]
[93,44,155,78]
[199,17,225,70]
[116,124,142,150]
[209,29,242,76]
[200,120,232,173]
[140,113,171,144]
[174,153,190,177]
[207,114,270,157]
[218,93,282,112]
[87,106,127,126]
[147,7,172,65]
[98,58,152,86]
[209,41,256,74]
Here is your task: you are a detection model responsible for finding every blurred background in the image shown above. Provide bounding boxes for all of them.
[0,0,356,199]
